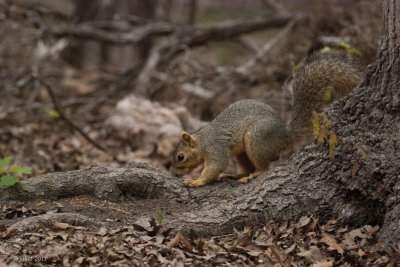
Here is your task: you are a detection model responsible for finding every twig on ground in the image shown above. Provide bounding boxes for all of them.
[34,76,107,152]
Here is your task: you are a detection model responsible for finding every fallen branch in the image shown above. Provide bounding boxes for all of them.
[133,16,291,95]
[35,77,107,152]
[237,17,298,73]
[162,16,292,63]
[46,16,291,96]
[47,16,290,46]
[48,22,174,44]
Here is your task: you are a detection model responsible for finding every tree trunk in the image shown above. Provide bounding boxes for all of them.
[346,0,400,248]
[2,0,399,251]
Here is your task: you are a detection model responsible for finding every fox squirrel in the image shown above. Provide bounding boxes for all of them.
[172,52,363,187]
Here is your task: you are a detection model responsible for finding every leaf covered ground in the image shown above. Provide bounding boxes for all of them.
[1,205,398,266]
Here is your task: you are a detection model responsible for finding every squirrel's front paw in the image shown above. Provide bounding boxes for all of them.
[238,176,251,184]
[183,178,205,187]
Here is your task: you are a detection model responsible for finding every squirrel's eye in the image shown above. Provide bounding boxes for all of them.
[177,153,185,161]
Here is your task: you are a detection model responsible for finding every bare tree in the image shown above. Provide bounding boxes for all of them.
[187,0,198,25]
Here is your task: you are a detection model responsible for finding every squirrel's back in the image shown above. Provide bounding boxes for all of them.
[195,99,285,152]
[210,99,279,126]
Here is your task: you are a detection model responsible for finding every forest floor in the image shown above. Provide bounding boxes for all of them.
[1,75,398,265]
[0,197,394,266]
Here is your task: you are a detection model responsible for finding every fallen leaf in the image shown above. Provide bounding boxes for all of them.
[307,216,319,232]
[321,233,344,254]
[284,243,296,254]
[342,227,368,249]
[75,257,85,264]
[321,220,337,232]
[196,239,206,252]
[241,249,259,257]
[236,231,252,247]
[365,225,380,235]
[311,258,334,267]
[358,248,366,257]
[55,233,69,241]
[155,234,165,244]
[54,202,64,208]
[295,215,311,228]
[132,224,149,233]
[97,227,108,236]
[36,201,46,206]
[373,255,389,264]
[270,245,286,266]
[347,228,367,239]
[297,246,323,263]
[52,222,70,230]
[168,232,192,251]
[337,227,348,233]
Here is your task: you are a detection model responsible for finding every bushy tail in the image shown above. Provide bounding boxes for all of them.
[288,52,363,139]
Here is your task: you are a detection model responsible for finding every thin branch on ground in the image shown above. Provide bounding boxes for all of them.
[48,22,175,44]
[236,17,298,73]
[34,76,107,152]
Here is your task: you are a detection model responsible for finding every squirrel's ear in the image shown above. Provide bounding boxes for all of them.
[179,131,197,147]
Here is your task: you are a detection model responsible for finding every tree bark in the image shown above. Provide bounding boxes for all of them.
[339,0,400,248]
[2,0,399,250]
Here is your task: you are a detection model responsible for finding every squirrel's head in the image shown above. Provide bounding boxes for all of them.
[171,131,203,177]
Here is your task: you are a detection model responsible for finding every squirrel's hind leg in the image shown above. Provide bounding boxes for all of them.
[239,120,283,183]
[219,153,255,180]
[237,152,256,174]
